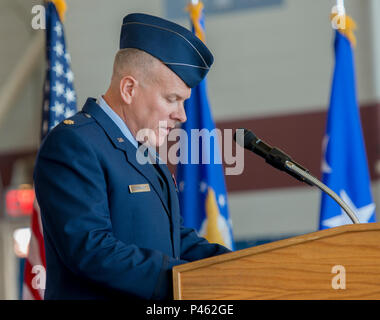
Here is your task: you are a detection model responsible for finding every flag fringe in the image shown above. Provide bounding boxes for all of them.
[186,1,206,43]
[47,0,67,22]
[331,13,357,47]
[204,187,226,246]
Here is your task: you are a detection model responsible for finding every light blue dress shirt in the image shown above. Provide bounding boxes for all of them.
[97,95,138,149]
[96,95,162,163]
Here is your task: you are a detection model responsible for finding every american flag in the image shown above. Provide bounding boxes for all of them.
[23,1,77,300]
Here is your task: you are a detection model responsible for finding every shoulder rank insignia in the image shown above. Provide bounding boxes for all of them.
[63,119,75,125]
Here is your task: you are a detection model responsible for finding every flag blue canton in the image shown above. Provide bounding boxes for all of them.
[176,10,234,250]
[319,30,376,229]
[41,2,77,140]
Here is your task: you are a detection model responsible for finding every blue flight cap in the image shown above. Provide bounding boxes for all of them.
[120,13,214,88]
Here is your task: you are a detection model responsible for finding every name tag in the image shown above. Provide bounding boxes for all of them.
[129,184,151,193]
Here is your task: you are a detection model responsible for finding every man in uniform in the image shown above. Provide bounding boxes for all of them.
[34,13,230,300]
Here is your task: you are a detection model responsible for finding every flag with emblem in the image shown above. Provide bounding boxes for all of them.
[23,0,77,299]
[176,1,234,250]
[319,9,376,229]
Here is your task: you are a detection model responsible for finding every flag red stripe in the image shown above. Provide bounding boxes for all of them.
[23,259,42,300]
[23,203,46,300]
[31,205,46,266]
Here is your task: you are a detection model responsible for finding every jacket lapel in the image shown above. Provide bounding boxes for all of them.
[82,98,171,217]
[157,162,181,258]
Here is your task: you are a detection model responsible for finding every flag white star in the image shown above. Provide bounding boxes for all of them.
[64,88,76,103]
[42,120,48,134]
[65,70,74,83]
[51,102,65,116]
[43,100,49,112]
[179,181,185,192]
[64,52,71,63]
[321,135,332,174]
[199,181,207,193]
[54,22,62,37]
[64,108,76,119]
[52,120,60,129]
[44,80,50,93]
[53,42,64,57]
[218,194,226,207]
[52,62,64,77]
[321,189,376,228]
[52,81,64,96]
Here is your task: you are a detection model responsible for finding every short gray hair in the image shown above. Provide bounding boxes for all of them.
[111,48,159,85]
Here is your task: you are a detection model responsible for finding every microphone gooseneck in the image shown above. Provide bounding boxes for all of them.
[234,128,313,186]
[233,128,360,224]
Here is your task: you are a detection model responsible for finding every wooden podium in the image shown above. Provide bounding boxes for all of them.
[173,223,380,299]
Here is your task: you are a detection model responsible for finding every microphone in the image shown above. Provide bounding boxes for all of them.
[233,128,360,224]
[233,128,313,185]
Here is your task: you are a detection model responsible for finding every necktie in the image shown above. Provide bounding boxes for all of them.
[139,142,169,206]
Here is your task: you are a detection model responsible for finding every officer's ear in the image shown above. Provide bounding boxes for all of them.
[120,75,138,104]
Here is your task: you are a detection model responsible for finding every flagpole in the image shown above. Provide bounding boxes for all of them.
[179,0,235,249]
[336,0,345,15]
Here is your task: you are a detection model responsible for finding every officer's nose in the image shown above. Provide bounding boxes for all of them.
[171,103,187,124]
[176,102,187,123]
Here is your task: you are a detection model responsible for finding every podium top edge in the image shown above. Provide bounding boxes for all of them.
[173,222,380,274]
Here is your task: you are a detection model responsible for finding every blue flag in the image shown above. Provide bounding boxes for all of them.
[41,1,77,140]
[176,2,234,249]
[319,27,376,229]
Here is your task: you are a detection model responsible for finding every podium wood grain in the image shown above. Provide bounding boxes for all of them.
[173,223,380,300]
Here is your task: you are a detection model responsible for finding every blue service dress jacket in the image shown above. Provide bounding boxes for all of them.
[34,98,230,300]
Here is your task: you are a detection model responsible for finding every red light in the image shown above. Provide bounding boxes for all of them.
[5,188,35,217]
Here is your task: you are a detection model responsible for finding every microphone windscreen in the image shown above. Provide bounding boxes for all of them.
[234,128,257,149]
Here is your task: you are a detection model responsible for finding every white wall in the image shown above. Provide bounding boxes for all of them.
[0,0,44,152]
[0,0,377,149]
[369,0,380,102]
[64,0,165,109]
[205,0,376,120]
[0,222,18,299]
[62,0,378,119]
